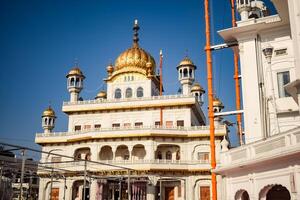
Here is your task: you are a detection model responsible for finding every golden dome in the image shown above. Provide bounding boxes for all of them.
[95,90,107,99]
[66,67,85,78]
[213,97,224,108]
[114,47,156,75]
[191,83,205,93]
[177,56,197,70]
[42,107,56,117]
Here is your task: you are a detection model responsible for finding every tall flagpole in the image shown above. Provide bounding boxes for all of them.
[230,0,243,145]
[159,49,163,126]
[204,0,217,199]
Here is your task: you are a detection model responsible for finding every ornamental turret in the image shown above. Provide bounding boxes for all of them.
[42,106,56,133]
[95,90,107,100]
[66,67,85,102]
[213,97,224,126]
[237,0,268,21]
[191,82,205,106]
[177,57,196,95]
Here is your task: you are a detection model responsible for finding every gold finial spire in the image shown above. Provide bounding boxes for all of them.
[133,19,140,48]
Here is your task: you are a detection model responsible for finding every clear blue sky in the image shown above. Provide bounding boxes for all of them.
[0,0,276,151]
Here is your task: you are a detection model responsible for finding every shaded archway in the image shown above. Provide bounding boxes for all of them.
[266,185,290,200]
[72,180,90,200]
[74,147,91,161]
[132,144,146,160]
[155,144,180,160]
[259,184,291,200]
[235,189,250,200]
[115,145,129,160]
[99,146,113,160]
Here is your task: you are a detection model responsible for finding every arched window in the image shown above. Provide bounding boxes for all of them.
[166,151,172,160]
[125,88,132,98]
[136,87,144,97]
[115,88,121,99]
[157,151,162,159]
[183,68,188,77]
[70,78,75,86]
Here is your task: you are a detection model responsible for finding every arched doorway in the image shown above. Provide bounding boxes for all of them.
[132,144,146,160]
[266,185,290,200]
[99,146,113,160]
[259,184,291,200]
[115,145,129,160]
[235,189,250,200]
[72,180,90,200]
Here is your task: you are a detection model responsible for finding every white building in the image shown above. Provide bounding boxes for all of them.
[35,20,228,200]
[215,0,300,199]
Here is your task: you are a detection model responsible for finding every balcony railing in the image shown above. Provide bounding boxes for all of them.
[36,125,226,138]
[63,94,195,106]
[39,159,210,172]
[219,126,300,166]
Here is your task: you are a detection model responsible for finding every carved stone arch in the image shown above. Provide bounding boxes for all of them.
[132,144,146,160]
[99,145,113,160]
[235,189,250,200]
[193,178,211,200]
[259,184,291,200]
[192,144,210,160]
[44,180,60,200]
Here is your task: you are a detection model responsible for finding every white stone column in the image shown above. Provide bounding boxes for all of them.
[65,179,74,200]
[89,179,98,200]
[38,179,46,200]
[90,145,98,161]
[146,184,156,200]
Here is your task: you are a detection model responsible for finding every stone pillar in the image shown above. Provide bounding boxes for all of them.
[128,145,133,161]
[38,179,46,200]
[90,145,98,161]
[112,146,117,160]
[90,179,98,200]
[65,179,73,200]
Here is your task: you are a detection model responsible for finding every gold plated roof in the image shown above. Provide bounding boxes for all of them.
[114,47,156,75]
[213,97,224,108]
[66,67,85,78]
[95,90,107,99]
[177,56,197,69]
[191,83,205,93]
[42,106,56,117]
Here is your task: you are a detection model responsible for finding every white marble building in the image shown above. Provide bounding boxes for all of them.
[215,0,300,200]
[35,21,227,200]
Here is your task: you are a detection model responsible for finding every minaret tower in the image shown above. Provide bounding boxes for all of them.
[177,57,196,95]
[236,0,251,20]
[42,106,56,133]
[191,82,205,106]
[213,97,224,126]
[66,66,85,102]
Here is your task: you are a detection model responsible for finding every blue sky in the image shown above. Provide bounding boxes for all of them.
[0,0,276,151]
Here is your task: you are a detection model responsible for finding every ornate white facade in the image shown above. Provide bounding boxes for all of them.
[216,0,300,200]
[35,21,227,200]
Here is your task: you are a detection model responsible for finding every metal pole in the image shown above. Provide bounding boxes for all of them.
[29,171,32,200]
[127,170,131,200]
[63,175,66,200]
[118,179,122,200]
[204,0,217,199]
[83,159,87,200]
[0,161,3,191]
[19,149,26,200]
[49,168,54,200]
[159,50,164,126]
[230,0,243,146]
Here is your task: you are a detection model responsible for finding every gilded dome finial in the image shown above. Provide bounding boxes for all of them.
[133,19,140,48]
